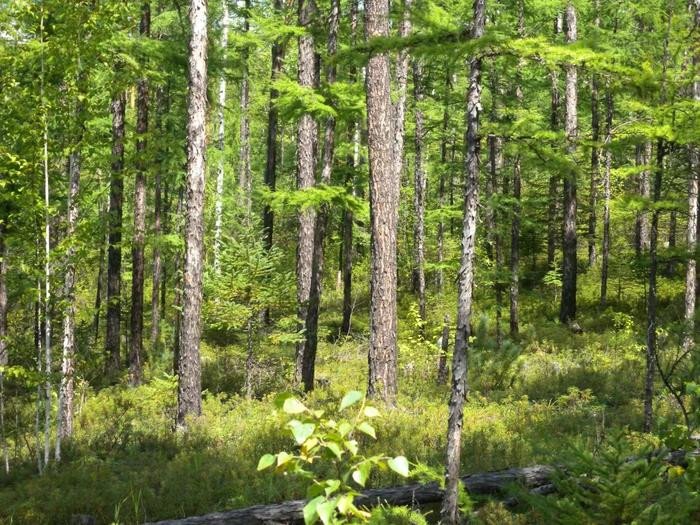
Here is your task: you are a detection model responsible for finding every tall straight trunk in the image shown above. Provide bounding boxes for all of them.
[547,14,563,269]
[340,0,360,336]
[436,69,453,294]
[213,0,229,273]
[151,89,167,354]
[0,225,8,473]
[238,0,252,216]
[366,0,398,404]
[588,75,599,267]
[441,1,484,522]
[35,278,43,474]
[683,6,699,352]
[437,314,449,385]
[559,3,578,325]
[105,92,125,379]
[393,0,411,183]
[667,210,677,274]
[510,0,524,337]
[294,0,319,386]
[41,35,52,466]
[645,139,665,432]
[412,59,426,320]
[177,0,208,428]
[635,142,652,256]
[303,0,339,391]
[172,186,184,375]
[56,147,81,460]
[93,205,106,345]
[263,0,284,253]
[129,2,150,387]
[600,90,613,306]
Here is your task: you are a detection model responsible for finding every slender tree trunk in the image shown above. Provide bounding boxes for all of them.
[437,314,449,385]
[294,0,319,386]
[129,2,150,387]
[105,92,125,379]
[683,12,699,352]
[645,140,665,433]
[93,205,106,345]
[441,1,484,522]
[589,75,599,267]
[35,278,43,474]
[56,146,81,460]
[412,59,426,321]
[263,0,284,253]
[302,0,340,391]
[547,14,563,269]
[177,0,208,428]
[238,0,252,217]
[393,0,411,183]
[0,225,8,473]
[667,210,677,275]
[151,89,167,355]
[635,142,652,256]
[559,3,578,325]
[437,69,453,294]
[172,186,184,375]
[340,0,360,336]
[366,0,399,404]
[600,90,613,306]
[213,0,229,273]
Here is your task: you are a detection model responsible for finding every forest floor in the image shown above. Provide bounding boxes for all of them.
[0,271,684,524]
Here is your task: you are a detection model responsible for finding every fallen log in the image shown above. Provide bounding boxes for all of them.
[144,464,554,525]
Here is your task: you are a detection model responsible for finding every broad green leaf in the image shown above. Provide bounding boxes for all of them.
[303,495,324,525]
[338,421,353,437]
[283,397,308,414]
[336,494,354,514]
[317,498,336,525]
[257,454,275,471]
[344,439,359,456]
[388,456,410,477]
[339,390,363,411]
[357,421,376,439]
[325,479,341,496]
[277,451,293,467]
[352,461,372,487]
[363,406,380,418]
[289,420,316,445]
[326,441,343,459]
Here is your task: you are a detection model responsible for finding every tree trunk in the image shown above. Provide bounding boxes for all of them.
[303,0,339,391]
[437,314,449,385]
[393,0,412,183]
[0,225,8,473]
[105,92,125,379]
[600,90,613,306]
[559,3,578,325]
[645,140,665,433]
[151,88,167,355]
[635,142,652,256]
[177,0,208,428]
[56,146,81,460]
[412,58,426,321]
[238,0,252,217]
[441,1,484,522]
[93,205,107,345]
[294,0,319,386]
[263,0,284,253]
[213,0,229,273]
[547,14,563,270]
[366,0,399,404]
[588,75,599,267]
[42,52,52,466]
[129,2,150,387]
[437,69,453,294]
[667,210,677,275]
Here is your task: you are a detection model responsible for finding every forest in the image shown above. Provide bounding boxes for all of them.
[0,0,699,523]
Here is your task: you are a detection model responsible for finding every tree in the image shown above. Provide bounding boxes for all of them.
[238,0,252,216]
[441,1,485,522]
[366,0,399,404]
[559,2,578,325]
[177,0,209,428]
[213,0,229,273]
[129,1,151,387]
[412,58,427,321]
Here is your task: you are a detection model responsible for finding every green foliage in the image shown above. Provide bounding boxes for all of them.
[258,391,412,524]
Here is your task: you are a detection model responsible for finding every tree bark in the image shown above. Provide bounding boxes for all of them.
[600,90,613,306]
[644,140,665,433]
[177,0,208,428]
[635,142,652,257]
[412,58,427,321]
[213,0,229,273]
[437,314,449,385]
[0,225,8,473]
[588,75,599,267]
[56,147,81,460]
[441,1,484,522]
[547,14,563,270]
[238,0,252,217]
[302,0,339,391]
[294,0,319,386]
[105,92,125,379]
[393,0,412,183]
[559,3,578,325]
[437,69,453,294]
[366,0,399,404]
[129,2,150,387]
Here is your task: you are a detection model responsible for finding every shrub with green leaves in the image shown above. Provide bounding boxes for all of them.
[257,391,412,524]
